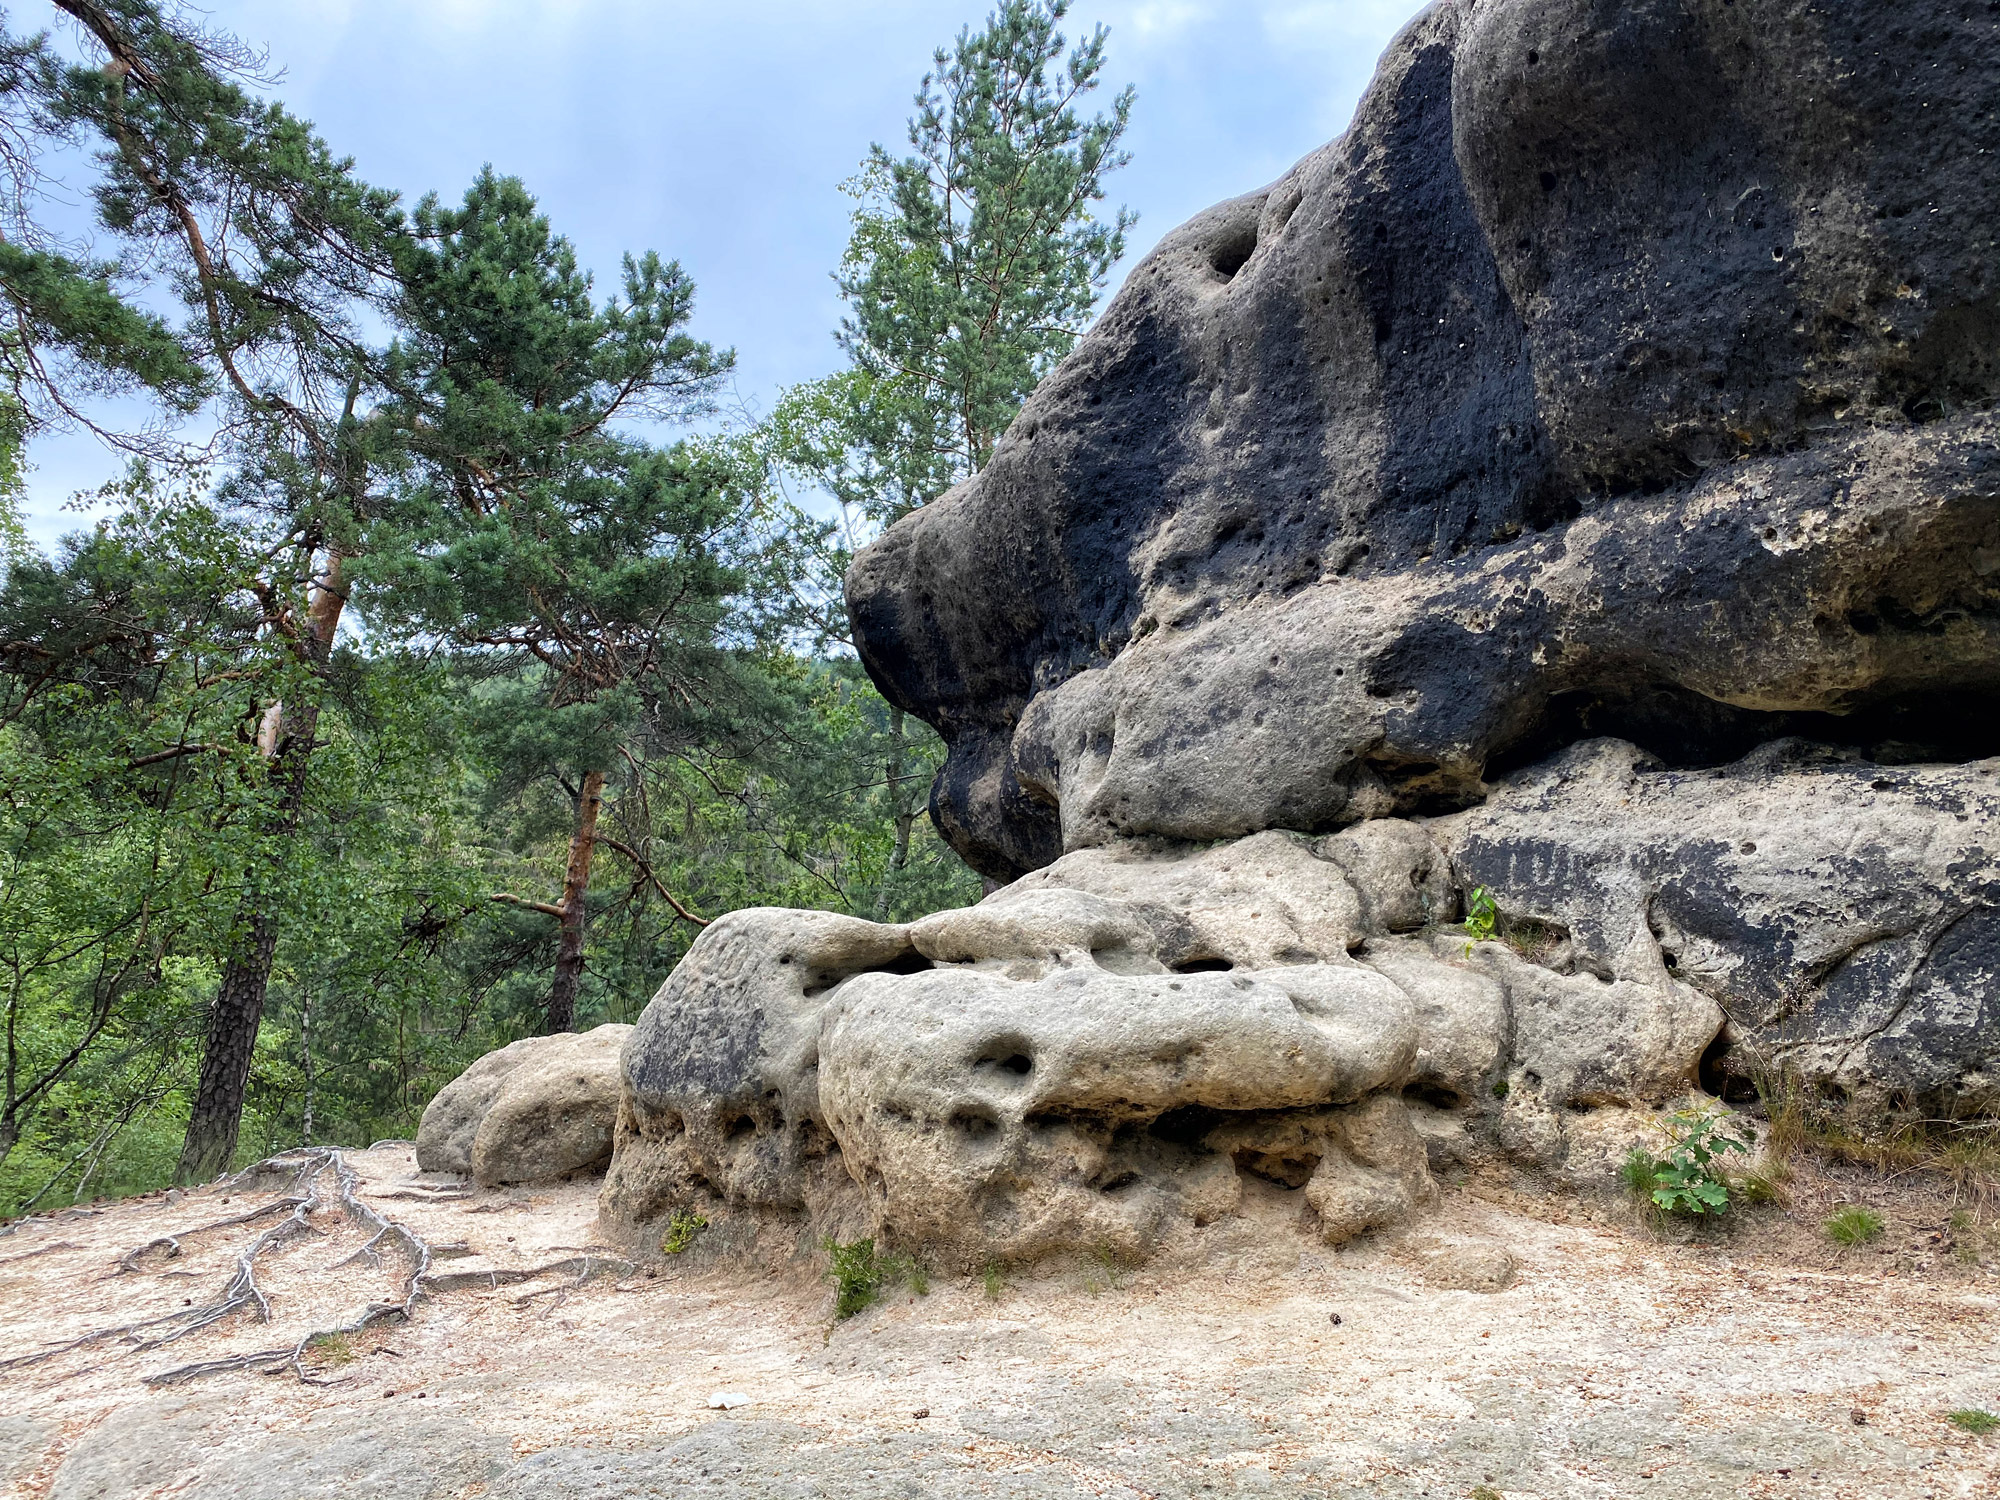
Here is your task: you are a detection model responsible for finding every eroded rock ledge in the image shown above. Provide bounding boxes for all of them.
[589,741,1998,1264]
[846,0,2000,883]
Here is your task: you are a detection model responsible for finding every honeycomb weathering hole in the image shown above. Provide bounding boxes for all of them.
[1172,956,1234,974]
[1210,225,1258,280]
[973,1039,1035,1077]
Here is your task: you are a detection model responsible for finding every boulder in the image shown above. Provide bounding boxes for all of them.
[601,910,920,1232]
[417,1024,629,1186]
[600,824,1717,1261]
[847,0,2000,883]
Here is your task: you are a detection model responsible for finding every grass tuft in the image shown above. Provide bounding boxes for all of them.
[1948,1409,2000,1435]
[1620,1147,1660,1199]
[308,1331,355,1366]
[1824,1206,1884,1247]
[1753,1063,2000,1206]
[823,1237,926,1321]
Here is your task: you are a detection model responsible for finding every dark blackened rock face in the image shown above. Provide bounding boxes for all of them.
[847,0,2000,882]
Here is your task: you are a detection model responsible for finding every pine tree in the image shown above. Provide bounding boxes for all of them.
[768,0,1134,905]
[362,170,743,1033]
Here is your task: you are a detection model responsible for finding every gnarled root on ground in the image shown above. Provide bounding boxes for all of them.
[2,1148,624,1387]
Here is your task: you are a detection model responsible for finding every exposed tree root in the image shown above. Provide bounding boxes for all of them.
[0,1152,333,1374]
[116,1199,308,1274]
[368,1188,473,1203]
[5,1148,635,1388]
[0,1240,82,1266]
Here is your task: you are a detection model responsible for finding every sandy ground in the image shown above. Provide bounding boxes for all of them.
[0,1143,1996,1499]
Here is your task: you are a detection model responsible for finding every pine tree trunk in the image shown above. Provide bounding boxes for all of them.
[545,768,605,1035]
[175,560,343,1184]
[874,707,915,922]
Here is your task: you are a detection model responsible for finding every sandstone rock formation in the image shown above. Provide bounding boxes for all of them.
[416,1024,629,1185]
[848,0,2000,886]
[430,0,2000,1267]
[601,812,1720,1263]
[838,0,2000,1118]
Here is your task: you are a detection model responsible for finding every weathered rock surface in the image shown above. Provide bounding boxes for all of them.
[1433,737,2000,1112]
[415,1023,628,1185]
[601,821,1717,1261]
[848,0,2000,883]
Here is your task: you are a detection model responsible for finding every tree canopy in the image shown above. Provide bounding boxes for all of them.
[0,0,1134,1213]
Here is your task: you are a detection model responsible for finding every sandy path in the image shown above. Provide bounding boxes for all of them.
[0,1143,1995,1499]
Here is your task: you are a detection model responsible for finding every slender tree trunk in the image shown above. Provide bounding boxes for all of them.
[874,707,916,923]
[176,558,344,1184]
[545,768,605,1035]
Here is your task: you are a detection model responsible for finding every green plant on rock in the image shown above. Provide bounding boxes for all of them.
[983,1258,1008,1302]
[660,1209,709,1255]
[1461,886,1497,955]
[1627,1109,1753,1216]
[1949,1408,2000,1435]
[1825,1206,1884,1247]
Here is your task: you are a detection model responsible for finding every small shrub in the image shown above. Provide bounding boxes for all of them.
[1824,1206,1884,1247]
[1490,1079,1510,1100]
[1637,1109,1753,1216]
[1470,1486,1504,1500]
[1461,886,1497,954]
[823,1237,926,1320]
[1949,1408,1999,1435]
[660,1208,708,1255]
[983,1258,1008,1301]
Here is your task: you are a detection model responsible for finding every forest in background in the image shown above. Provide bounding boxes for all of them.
[0,0,1133,1212]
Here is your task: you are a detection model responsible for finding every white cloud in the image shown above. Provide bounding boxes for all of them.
[1260,0,1423,56]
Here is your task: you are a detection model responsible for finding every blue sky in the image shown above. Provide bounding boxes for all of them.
[20,0,1427,545]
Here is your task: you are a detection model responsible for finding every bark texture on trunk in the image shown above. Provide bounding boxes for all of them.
[544,767,605,1035]
[874,707,917,923]
[175,558,344,1184]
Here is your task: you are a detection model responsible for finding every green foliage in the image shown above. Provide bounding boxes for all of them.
[1620,1147,1660,1199]
[822,1236,925,1320]
[810,0,1133,504]
[1628,1110,1753,1216]
[1948,1408,2000,1435]
[1825,1206,1885,1246]
[0,0,998,1212]
[660,1208,708,1255]
[1461,886,1497,955]
[983,1259,1008,1301]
